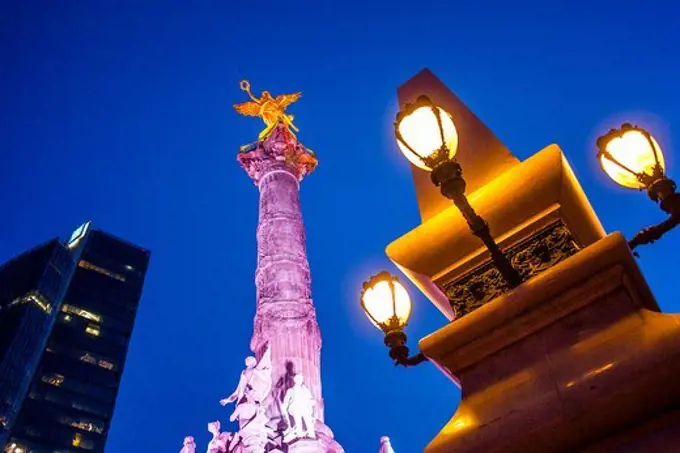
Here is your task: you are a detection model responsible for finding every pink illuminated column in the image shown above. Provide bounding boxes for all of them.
[237,123,325,422]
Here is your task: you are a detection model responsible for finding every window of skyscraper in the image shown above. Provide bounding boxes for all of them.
[76,261,125,283]
[39,373,114,403]
[58,416,105,435]
[84,326,99,337]
[60,305,100,323]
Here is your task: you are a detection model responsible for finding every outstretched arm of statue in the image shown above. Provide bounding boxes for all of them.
[220,385,245,406]
[220,369,251,406]
[246,91,260,104]
[219,394,235,406]
[239,80,261,104]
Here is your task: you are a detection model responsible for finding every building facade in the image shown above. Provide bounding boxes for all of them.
[0,240,75,446]
[1,224,150,453]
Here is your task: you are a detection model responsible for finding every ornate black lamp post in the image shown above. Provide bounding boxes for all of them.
[360,271,427,367]
[597,123,680,249]
[394,95,523,288]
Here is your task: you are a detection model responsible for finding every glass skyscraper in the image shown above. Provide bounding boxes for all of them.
[0,224,150,453]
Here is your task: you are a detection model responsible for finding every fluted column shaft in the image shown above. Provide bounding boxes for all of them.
[238,124,324,423]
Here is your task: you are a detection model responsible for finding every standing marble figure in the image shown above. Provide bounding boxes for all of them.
[206,421,235,453]
[179,436,196,453]
[378,437,396,453]
[282,374,317,439]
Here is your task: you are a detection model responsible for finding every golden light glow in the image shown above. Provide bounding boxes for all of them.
[80,353,97,365]
[62,304,101,323]
[85,325,100,336]
[73,433,82,447]
[565,362,615,388]
[99,360,115,370]
[600,129,665,189]
[70,420,103,434]
[79,260,126,282]
[79,353,116,371]
[361,278,412,331]
[27,293,51,313]
[396,105,458,170]
[449,414,476,432]
[41,373,65,387]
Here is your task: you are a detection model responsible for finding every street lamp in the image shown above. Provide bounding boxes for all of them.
[597,123,680,249]
[360,271,427,367]
[394,95,523,288]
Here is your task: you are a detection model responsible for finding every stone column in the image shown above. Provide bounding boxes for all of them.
[238,124,324,423]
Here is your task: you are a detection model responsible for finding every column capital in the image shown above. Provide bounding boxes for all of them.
[238,123,318,185]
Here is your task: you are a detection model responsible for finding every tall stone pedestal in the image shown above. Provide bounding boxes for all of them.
[420,232,680,453]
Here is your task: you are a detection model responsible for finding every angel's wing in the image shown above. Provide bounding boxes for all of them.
[233,101,260,117]
[275,92,302,109]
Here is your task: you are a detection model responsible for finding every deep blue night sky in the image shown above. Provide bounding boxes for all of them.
[2,1,679,452]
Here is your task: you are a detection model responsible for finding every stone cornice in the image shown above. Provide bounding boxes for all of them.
[238,123,318,184]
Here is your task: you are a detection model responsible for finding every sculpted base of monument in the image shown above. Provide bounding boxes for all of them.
[177,345,346,453]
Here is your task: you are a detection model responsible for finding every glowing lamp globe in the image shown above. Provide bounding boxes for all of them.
[395,95,459,171]
[360,272,412,333]
[597,123,666,190]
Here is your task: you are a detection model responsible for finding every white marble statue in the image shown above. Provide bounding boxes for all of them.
[378,436,396,453]
[231,401,273,453]
[180,436,196,453]
[207,421,236,453]
[282,374,316,439]
[221,345,272,407]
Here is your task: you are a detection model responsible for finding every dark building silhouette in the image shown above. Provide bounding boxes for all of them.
[0,223,150,453]
[0,240,75,446]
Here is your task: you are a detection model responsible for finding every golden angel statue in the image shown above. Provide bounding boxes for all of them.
[234,80,302,140]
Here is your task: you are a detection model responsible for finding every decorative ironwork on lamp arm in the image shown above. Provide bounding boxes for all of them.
[394,95,523,288]
[597,123,680,250]
[361,272,428,367]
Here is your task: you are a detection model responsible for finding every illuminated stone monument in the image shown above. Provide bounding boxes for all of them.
[387,69,680,453]
[176,81,371,453]
[233,81,341,453]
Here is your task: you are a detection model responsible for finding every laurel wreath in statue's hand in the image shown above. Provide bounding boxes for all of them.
[240,80,250,92]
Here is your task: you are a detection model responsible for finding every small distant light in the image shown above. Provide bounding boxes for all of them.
[64,314,72,322]
[85,325,100,336]
[125,265,134,271]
